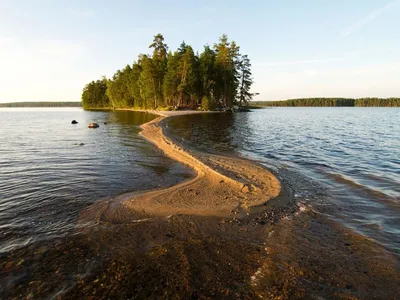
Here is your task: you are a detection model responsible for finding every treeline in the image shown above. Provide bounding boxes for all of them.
[82,34,254,110]
[354,98,400,107]
[254,98,400,107]
[0,102,82,107]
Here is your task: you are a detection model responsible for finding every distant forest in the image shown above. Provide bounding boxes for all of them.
[0,102,82,107]
[253,98,400,107]
[82,34,254,110]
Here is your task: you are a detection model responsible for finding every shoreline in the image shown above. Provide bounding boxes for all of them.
[93,109,282,220]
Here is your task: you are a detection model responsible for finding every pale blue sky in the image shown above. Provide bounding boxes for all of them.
[0,0,399,102]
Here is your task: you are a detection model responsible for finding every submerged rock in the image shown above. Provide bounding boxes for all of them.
[88,123,99,128]
[71,120,78,124]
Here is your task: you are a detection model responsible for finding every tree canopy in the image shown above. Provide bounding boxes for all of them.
[82,79,109,108]
[81,34,254,110]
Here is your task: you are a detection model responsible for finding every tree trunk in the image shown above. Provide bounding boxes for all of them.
[240,73,244,107]
[153,81,157,108]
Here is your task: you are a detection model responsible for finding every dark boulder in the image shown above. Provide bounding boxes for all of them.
[71,120,78,124]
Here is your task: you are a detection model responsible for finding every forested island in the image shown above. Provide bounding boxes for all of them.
[253,98,400,107]
[0,102,82,107]
[82,34,254,110]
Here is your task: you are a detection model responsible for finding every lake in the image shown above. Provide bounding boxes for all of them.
[0,107,399,298]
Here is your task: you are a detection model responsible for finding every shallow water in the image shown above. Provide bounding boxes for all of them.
[167,108,400,254]
[0,108,193,253]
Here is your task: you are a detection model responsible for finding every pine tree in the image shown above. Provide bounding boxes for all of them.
[128,62,143,108]
[163,51,180,107]
[238,55,253,107]
[149,34,168,107]
[199,46,216,105]
[105,66,134,108]
[214,34,240,107]
[138,55,157,108]
[177,45,197,107]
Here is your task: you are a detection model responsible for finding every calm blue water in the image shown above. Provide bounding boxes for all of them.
[0,108,192,253]
[168,108,400,253]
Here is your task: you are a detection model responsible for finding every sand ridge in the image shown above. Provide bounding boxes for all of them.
[120,110,281,218]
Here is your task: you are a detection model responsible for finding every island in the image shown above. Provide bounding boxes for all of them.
[81,34,254,111]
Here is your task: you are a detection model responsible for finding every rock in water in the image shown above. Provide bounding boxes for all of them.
[71,120,78,124]
[88,123,99,128]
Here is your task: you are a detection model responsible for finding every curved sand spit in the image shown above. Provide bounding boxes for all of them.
[117,110,281,218]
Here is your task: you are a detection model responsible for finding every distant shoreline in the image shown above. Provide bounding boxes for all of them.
[0,102,81,108]
[252,97,400,107]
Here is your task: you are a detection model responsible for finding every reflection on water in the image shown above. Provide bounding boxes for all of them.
[167,113,239,154]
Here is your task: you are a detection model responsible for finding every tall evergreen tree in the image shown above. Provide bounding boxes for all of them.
[106,66,134,108]
[163,51,180,106]
[177,45,197,107]
[138,55,158,108]
[199,46,216,108]
[238,55,253,107]
[149,34,168,107]
[128,62,143,108]
[214,34,240,107]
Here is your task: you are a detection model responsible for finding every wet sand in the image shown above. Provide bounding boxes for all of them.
[1,110,399,299]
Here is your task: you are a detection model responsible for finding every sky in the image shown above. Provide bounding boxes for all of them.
[0,0,399,102]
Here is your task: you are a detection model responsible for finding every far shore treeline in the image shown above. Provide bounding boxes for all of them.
[82,34,254,110]
[253,98,400,107]
[0,102,82,108]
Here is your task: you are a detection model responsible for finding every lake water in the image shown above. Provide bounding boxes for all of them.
[0,107,399,298]
[0,108,192,253]
[168,108,400,254]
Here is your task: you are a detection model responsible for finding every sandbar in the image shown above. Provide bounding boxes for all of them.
[119,110,281,219]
